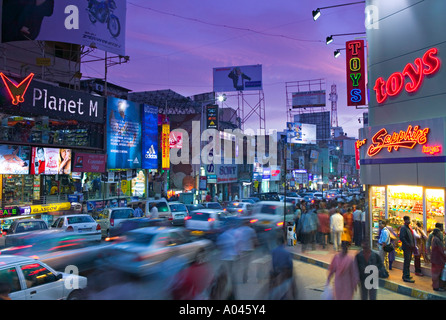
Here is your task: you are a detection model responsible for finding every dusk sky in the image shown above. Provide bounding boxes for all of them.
[81,0,367,138]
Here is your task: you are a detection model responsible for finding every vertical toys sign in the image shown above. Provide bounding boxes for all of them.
[346,40,366,106]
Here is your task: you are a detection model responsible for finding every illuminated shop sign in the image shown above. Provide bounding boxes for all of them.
[346,40,366,106]
[30,202,71,214]
[367,125,429,157]
[373,48,440,104]
[0,73,34,105]
[0,207,20,218]
[422,145,441,155]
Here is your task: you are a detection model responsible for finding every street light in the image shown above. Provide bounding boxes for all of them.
[312,1,365,21]
[334,49,342,58]
[326,32,366,45]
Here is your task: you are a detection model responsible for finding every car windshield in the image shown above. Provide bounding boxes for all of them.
[16,221,46,232]
[67,215,95,224]
[125,232,156,245]
[191,212,211,221]
[227,203,243,208]
[207,203,222,209]
[170,204,187,212]
[111,209,133,219]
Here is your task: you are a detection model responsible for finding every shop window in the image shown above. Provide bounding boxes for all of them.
[371,186,385,249]
[426,189,445,232]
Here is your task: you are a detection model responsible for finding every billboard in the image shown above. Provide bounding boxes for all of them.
[30,147,71,175]
[213,65,262,92]
[106,97,142,169]
[286,122,317,144]
[141,105,158,169]
[0,145,30,174]
[72,152,106,172]
[2,0,126,56]
[292,90,326,108]
[206,105,218,129]
[346,39,366,106]
[161,124,170,170]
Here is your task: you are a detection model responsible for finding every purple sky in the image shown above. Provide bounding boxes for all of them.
[81,0,367,138]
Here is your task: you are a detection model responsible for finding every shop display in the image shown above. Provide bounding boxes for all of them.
[2,175,33,206]
[426,189,445,232]
[371,186,385,248]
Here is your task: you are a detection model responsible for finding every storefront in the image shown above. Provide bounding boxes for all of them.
[360,1,446,261]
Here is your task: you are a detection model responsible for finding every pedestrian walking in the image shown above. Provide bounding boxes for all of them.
[317,203,330,249]
[134,202,144,217]
[399,216,416,283]
[412,221,427,276]
[330,209,344,251]
[386,221,398,270]
[326,241,359,300]
[355,239,386,300]
[235,219,258,283]
[353,205,363,247]
[430,228,446,291]
[427,223,444,263]
[413,221,428,268]
[378,220,391,271]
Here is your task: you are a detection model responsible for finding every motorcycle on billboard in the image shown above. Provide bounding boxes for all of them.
[87,0,121,38]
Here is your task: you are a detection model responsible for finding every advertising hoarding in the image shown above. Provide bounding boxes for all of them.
[286,122,317,144]
[30,147,71,175]
[0,145,30,174]
[213,65,262,92]
[106,97,142,169]
[292,90,326,108]
[142,105,159,169]
[346,39,366,106]
[161,124,170,170]
[206,105,218,129]
[2,0,126,56]
[72,152,106,172]
[170,131,183,149]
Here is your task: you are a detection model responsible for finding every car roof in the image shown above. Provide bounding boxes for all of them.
[255,201,284,205]
[14,219,45,222]
[126,226,178,235]
[192,209,224,213]
[0,255,39,265]
[106,207,134,211]
[58,214,93,218]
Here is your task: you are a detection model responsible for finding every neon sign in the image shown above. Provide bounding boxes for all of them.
[346,40,366,106]
[374,48,440,104]
[0,73,34,105]
[422,145,441,155]
[367,125,429,157]
[355,139,367,149]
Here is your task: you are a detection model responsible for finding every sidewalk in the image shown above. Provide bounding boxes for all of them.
[287,243,446,300]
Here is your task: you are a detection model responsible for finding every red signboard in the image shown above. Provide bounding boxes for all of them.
[72,153,107,173]
[346,40,366,106]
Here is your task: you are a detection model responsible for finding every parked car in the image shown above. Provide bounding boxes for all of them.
[250,192,280,201]
[224,202,253,216]
[185,209,229,238]
[3,219,48,247]
[204,202,223,210]
[96,207,136,238]
[168,202,189,226]
[50,214,101,242]
[98,227,213,277]
[0,255,87,300]
[240,198,256,204]
[127,199,172,219]
[250,201,296,230]
[185,204,205,215]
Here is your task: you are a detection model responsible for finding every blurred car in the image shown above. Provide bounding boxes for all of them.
[250,192,280,201]
[96,207,136,239]
[185,209,229,238]
[3,219,48,247]
[98,227,213,277]
[0,255,87,300]
[240,198,256,204]
[250,201,296,231]
[168,202,189,226]
[127,199,172,219]
[224,202,253,216]
[204,202,224,210]
[50,214,101,242]
[185,204,205,215]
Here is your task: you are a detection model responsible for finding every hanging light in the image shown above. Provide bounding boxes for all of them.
[312,9,321,21]
[326,36,334,45]
[334,49,341,58]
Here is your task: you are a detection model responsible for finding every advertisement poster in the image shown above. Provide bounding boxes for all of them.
[286,122,317,144]
[213,64,262,92]
[72,152,106,172]
[142,105,158,169]
[0,145,30,174]
[206,105,218,130]
[30,147,71,175]
[107,97,142,169]
[161,124,170,170]
[292,90,326,108]
[2,0,127,56]
[170,131,183,149]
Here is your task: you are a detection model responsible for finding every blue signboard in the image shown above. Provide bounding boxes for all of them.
[106,97,142,169]
[142,105,159,169]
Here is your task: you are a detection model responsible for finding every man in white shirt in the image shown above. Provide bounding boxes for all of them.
[330,209,344,251]
[150,203,159,219]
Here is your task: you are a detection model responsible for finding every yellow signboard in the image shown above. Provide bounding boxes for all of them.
[162,124,170,170]
[30,202,71,214]
[121,180,129,195]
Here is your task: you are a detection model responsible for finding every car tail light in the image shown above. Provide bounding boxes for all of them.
[110,219,114,227]
[66,226,74,232]
[184,216,191,220]
[96,224,101,231]
[250,219,258,224]
[238,209,243,213]
[276,222,284,227]
[208,218,215,222]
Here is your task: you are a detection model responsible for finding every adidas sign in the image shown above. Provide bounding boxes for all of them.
[145,145,157,159]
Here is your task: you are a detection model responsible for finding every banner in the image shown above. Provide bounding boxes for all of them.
[169,131,183,149]
[346,40,366,106]
[2,0,126,56]
[292,90,326,108]
[0,145,30,174]
[72,152,106,172]
[30,147,71,175]
[106,97,142,169]
[206,105,218,130]
[213,64,262,92]
[286,122,317,144]
[161,124,170,170]
[30,202,71,214]
[142,105,159,169]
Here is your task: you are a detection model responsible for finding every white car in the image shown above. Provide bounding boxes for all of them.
[0,255,87,300]
[168,202,189,226]
[51,214,102,242]
[96,207,136,238]
[251,201,296,229]
[185,209,228,234]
